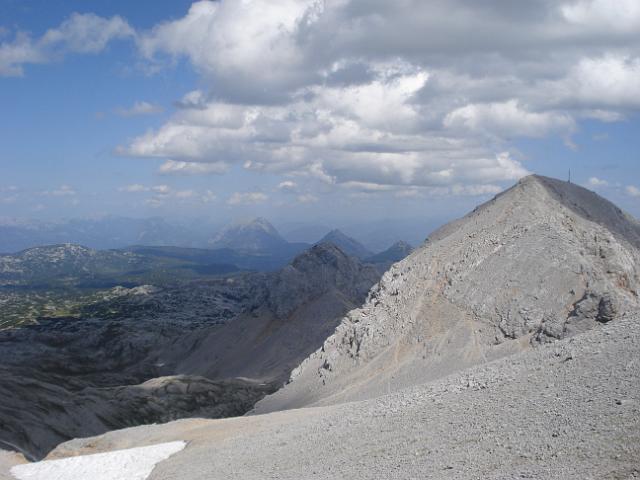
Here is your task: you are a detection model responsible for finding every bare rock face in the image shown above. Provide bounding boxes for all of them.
[255,175,640,413]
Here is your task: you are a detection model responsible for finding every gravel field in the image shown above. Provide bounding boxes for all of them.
[35,314,639,480]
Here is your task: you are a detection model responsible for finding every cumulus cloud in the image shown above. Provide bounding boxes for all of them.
[116,0,640,194]
[226,192,269,206]
[119,184,148,192]
[561,0,640,33]
[296,193,318,203]
[115,101,163,117]
[158,160,229,175]
[17,1,639,197]
[0,13,133,76]
[587,177,609,187]
[151,185,170,195]
[137,0,323,102]
[277,181,298,193]
[201,190,217,203]
[444,100,576,139]
[626,185,640,198]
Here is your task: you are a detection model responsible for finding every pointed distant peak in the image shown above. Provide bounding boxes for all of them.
[317,230,372,259]
[210,216,286,251]
[219,217,282,237]
[230,216,273,228]
[321,229,358,243]
[325,228,347,237]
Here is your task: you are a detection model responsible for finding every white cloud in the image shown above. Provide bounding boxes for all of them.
[126,0,640,194]
[277,181,298,193]
[174,189,194,199]
[138,0,323,101]
[144,197,164,208]
[11,1,639,198]
[587,177,608,187]
[201,190,217,203]
[158,160,229,175]
[444,100,575,139]
[626,185,640,197]
[0,13,133,76]
[121,66,530,190]
[119,184,148,192]
[43,185,76,196]
[296,193,318,203]
[561,0,640,33]
[151,185,170,195]
[562,55,640,110]
[115,101,163,117]
[226,192,269,205]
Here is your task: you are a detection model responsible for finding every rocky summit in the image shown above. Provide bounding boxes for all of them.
[255,175,640,412]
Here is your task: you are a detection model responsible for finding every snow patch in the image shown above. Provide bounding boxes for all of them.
[10,441,185,480]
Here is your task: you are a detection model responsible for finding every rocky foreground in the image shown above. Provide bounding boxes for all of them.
[10,313,637,479]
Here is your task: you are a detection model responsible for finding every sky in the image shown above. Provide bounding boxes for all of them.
[1,0,639,227]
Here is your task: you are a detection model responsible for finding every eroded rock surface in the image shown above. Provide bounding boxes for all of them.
[256,175,640,413]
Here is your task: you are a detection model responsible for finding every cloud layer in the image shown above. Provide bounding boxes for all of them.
[118,0,640,193]
[5,1,640,198]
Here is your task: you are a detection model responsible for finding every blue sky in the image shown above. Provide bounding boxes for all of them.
[1,0,639,226]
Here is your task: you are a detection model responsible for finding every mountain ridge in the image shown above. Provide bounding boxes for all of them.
[254,174,640,413]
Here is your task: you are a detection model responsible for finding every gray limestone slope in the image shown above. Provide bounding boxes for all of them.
[255,175,640,413]
[37,313,640,480]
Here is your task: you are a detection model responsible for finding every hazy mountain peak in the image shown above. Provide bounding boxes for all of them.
[210,217,287,252]
[317,229,372,259]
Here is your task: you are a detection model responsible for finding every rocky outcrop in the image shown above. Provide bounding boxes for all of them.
[255,175,640,413]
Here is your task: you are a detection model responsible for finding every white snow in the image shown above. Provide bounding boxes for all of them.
[10,441,185,480]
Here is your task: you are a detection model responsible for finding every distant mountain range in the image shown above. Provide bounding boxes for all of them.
[0,216,214,253]
[0,216,422,259]
[0,217,414,281]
